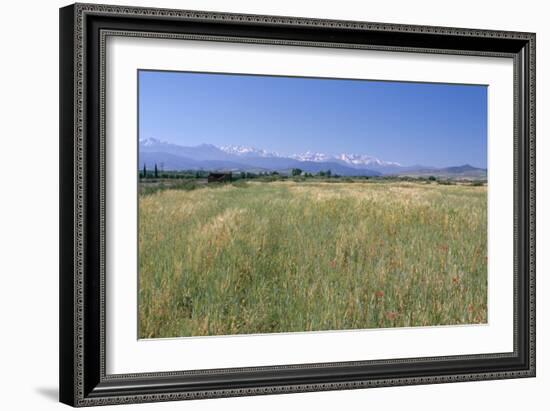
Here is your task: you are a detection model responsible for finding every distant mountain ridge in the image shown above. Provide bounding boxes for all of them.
[218,144,402,170]
[139,138,486,178]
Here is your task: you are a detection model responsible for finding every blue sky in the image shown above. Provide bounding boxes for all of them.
[139,70,487,168]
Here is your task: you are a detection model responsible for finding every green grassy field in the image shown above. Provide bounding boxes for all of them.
[139,180,487,338]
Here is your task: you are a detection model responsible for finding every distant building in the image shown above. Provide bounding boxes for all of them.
[208,172,232,183]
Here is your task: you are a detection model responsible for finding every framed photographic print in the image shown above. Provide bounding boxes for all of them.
[59,3,536,407]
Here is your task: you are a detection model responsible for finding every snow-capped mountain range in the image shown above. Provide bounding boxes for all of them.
[139,138,486,178]
[219,145,280,158]
[287,151,402,168]
[217,143,402,169]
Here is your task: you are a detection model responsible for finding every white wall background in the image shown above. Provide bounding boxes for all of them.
[0,0,546,409]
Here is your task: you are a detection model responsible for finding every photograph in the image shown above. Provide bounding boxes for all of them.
[138,70,489,339]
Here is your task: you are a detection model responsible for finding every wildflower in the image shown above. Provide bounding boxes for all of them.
[375,290,385,298]
[386,311,398,320]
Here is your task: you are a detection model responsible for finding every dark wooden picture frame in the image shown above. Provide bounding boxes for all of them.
[60,3,535,407]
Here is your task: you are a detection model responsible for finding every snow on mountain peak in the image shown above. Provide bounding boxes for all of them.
[289,151,401,167]
[219,145,280,158]
[336,153,401,167]
[139,137,165,146]
[290,151,332,162]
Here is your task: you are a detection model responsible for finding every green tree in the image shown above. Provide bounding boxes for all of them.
[143,163,147,178]
[154,163,158,178]
[291,168,302,176]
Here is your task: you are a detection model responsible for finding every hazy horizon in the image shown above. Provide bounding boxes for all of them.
[139,70,488,168]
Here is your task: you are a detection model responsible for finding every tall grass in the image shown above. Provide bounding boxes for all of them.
[139,181,487,338]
